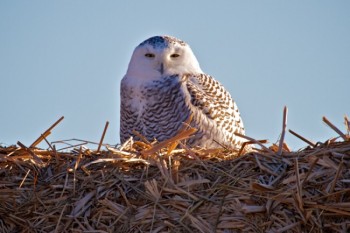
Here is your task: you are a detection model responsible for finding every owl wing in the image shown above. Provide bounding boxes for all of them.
[183,73,245,147]
[119,78,140,143]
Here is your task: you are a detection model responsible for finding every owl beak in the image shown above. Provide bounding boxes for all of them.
[158,63,164,75]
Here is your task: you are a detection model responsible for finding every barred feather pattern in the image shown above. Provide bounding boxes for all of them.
[120,73,245,149]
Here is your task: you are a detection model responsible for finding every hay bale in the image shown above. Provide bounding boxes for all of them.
[1,137,350,232]
[1,114,350,232]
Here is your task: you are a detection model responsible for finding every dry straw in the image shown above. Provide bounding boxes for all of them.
[1,110,350,232]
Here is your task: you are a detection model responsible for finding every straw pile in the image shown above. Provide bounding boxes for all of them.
[1,113,350,233]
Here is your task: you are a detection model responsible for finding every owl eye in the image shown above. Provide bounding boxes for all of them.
[145,53,155,58]
[170,53,180,58]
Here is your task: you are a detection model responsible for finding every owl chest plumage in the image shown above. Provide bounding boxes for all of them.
[120,75,191,142]
[120,74,245,149]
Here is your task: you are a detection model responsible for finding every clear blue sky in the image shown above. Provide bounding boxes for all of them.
[1,1,349,150]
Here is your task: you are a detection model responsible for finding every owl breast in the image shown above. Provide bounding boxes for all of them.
[120,74,246,149]
[120,75,191,143]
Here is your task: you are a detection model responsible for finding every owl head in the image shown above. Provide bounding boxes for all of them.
[125,36,202,80]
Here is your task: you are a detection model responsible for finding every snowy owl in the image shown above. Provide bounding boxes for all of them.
[120,35,246,149]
